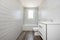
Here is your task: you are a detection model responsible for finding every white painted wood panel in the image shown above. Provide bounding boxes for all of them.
[47,25,60,40]
[0,0,23,40]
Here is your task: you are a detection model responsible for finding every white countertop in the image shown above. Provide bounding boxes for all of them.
[39,21,60,24]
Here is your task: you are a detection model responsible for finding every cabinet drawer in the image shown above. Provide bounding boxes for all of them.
[38,24,46,40]
[38,24,46,33]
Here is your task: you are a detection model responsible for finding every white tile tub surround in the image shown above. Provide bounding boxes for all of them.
[23,24,38,31]
[0,0,23,40]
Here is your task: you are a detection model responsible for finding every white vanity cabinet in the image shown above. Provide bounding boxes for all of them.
[39,22,60,40]
[38,24,47,40]
[47,24,60,40]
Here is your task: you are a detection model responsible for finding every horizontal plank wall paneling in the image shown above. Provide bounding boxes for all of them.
[38,0,60,22]
[0,0,23,40]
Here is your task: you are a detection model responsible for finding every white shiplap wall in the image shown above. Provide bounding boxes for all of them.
[38,0,60,22]
[0,0,23,40]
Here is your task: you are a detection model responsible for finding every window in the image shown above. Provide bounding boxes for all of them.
[27,9,34,19]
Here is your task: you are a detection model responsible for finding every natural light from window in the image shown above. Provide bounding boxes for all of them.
[27,9,34,19]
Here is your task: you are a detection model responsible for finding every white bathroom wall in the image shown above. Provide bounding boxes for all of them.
[0,0,23,40]
[38,0,60,22]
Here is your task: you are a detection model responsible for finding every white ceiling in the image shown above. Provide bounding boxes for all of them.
[20,0,43,7]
